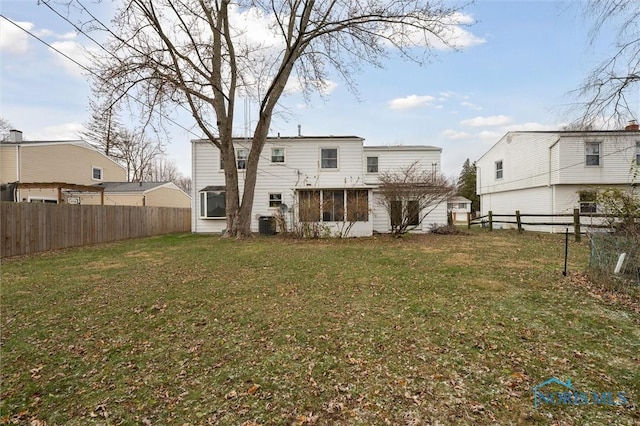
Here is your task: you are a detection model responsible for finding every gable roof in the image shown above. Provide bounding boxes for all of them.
[93,182,170,193]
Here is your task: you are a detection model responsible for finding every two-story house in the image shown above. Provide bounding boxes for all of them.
[191,135,447,236]
[476,127,640,232]
[0,130,127,203]
[0,130,190,207]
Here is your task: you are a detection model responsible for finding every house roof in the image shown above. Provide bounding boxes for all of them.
[191,135,364,144]
[448,196,472,203]
[363,145,442,151]
[0,139,87,146]
[93,182,170,193]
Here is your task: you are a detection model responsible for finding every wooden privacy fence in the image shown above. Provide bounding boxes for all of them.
[1,202,191,257]
[468,209,620,242]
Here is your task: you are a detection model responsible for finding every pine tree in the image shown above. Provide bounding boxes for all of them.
[457,158,479,212]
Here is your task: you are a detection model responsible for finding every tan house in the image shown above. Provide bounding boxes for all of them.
[1,130,190,208]
[1,130,127,203]
[80,182,191,208]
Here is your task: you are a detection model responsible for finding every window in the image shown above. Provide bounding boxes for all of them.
[579,190,597,214]
[271,148,285,163]
[237,148,248,170]
[299,190,321,222]
[366,156,378,173]
[199,187,226,218]
[390,200,403,228]
[407,200,420,226]
[585,142,601,166]
[220,154,225,170]
[495,160,503,179]
[322,190,344,221]
[458,202,467,209]
[269,193,282,208]
[391,200,420,227]
[636,141,640,165]
[92,166,103,181]
[321,148,338,169]
[347,190,368,221]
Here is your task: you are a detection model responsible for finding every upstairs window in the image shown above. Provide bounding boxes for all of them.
[271,148,285,163]
[495,160,503,179]
[92,166,103,181]
[366,156,378,173]
[585,142,601,166]
[321,148,338,169]
[237,148,248,170]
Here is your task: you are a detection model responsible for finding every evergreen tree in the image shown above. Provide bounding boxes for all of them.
[457,158,479,212]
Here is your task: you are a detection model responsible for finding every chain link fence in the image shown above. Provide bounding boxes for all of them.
[588,232,640,290]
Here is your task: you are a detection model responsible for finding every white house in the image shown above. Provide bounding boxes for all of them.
[476,127,640,232]
[191,135,447,236]
[447,196,472,224]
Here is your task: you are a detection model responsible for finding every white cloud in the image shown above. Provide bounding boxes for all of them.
[461,115,513,127]
[460,101,482,111]
[442,129,471,140]
[389,95,435,110]
[0,20,32,54]
[49,40,92,78]
[29,122,85,140]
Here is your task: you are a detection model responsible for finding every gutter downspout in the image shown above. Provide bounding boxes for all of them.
[549,137,560,232]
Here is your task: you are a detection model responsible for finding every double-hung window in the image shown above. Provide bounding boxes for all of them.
[199,186,226,218]
[495,160,503,179]
[269,193,282,207]
[237,148,248,170]
[366,156,378,173]
[321,148,338,169]
[271,148,285,163]
[585,142,601,166]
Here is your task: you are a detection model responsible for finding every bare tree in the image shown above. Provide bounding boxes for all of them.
[0,117,14,141]
[66,0,472,237]
[149,157,192,193]
[377,162,456,235]
[571,0,640,127]
[117,129,165,182]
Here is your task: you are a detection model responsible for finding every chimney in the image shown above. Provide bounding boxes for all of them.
[9,129,23,143]
[625,120,639,131]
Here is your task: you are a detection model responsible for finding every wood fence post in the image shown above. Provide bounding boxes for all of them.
[573,208,581,242]
[488,211,493,232]
[467,212,471,229]
[516,210,522,233]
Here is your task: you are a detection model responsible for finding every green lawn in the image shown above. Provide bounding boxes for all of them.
[1,231,638,425]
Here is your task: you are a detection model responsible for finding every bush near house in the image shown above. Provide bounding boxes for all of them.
[1,231,638,425]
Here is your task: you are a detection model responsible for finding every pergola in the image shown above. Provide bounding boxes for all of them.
[16,182,105,205]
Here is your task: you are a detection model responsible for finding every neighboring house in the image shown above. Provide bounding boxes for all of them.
[476,127,639,232]
[447,196,472,223]
[0,130,191,208]
[79,182,191,208]
[0,130,126,203]
[191,136,447,236]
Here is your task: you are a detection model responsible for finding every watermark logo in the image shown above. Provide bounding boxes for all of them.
[533,377,629,408]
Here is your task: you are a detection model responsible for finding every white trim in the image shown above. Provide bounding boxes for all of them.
[91,165,104,181]
[319,147,339,170]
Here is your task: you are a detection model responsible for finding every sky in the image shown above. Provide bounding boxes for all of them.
[0,0,630,179]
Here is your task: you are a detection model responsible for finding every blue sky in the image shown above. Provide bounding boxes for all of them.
[0,1,626,178]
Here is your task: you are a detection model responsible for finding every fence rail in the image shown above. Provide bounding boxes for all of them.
[1,202,191,257]
[467,209,631,242]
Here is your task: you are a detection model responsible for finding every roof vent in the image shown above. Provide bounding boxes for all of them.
[625,120,639,131]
